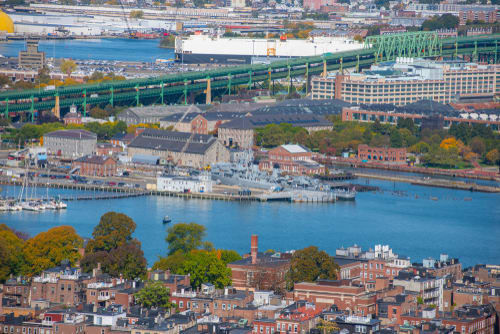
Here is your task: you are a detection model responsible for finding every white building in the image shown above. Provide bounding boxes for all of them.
[156,173,213,193]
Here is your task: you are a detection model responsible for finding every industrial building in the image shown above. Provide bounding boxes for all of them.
[43,129,97,159]
[127,128,229,168]
[312,58,500,106]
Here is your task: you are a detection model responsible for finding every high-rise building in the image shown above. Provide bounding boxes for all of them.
[18,40,45,70]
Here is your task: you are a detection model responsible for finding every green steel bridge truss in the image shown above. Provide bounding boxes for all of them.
[1,32,499,120]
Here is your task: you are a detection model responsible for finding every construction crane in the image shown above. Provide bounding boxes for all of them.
[117,0,135,38]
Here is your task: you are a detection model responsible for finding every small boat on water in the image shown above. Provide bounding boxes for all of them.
[163,215,172,224]
[8,202,22,211]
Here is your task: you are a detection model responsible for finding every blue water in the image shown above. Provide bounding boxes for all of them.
[1,179,499,268]
[0,38,175,62]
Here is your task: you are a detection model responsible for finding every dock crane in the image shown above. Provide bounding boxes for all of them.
[117,0,135,38]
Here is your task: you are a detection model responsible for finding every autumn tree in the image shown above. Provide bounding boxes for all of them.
[23,226,83,275]
[179,250,232,289]
[0,225,27,282]
[486,149,499,165]
[166,222,207,255]
[286,246,339,290]
[135,281,172,309]
[82,212,147,280]
[60,59,77,76]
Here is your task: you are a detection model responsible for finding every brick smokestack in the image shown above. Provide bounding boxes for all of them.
[251,235,258,264]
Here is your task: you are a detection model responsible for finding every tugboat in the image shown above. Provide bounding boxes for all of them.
[162,215,172,224]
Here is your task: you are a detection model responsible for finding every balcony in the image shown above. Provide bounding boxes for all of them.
[98,295,110,301]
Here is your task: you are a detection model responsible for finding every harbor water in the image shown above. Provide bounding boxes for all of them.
[0,38,175,62]
[1,178,499,268]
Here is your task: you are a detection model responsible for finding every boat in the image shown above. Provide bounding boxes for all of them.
[55,196,67,209]
[334,189,356,201]
[163,215,172,224]
[21,201,40,211]
[175,34,363,64]
[8,202,22,211]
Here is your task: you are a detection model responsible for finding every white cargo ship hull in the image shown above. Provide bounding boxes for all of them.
[175,35,363,64]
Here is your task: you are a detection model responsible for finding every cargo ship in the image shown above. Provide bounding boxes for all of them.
[174,33,363,64]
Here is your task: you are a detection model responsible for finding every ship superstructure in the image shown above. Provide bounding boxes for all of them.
[175,34,363,64]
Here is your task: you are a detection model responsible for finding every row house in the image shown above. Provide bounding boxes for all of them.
[400,304,496,334]
[149,270,191,293]
[30,265,90,307]
[0,315,53,334]
[1,279,31,308]
[376,294,418,326]
[85,279,138,311]
[393,272,446,311]
[291,280,377,317]
[276,302,322,334]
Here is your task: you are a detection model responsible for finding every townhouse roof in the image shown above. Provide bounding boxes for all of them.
[128,128,219,155]
[44,129,97,140]
[280,144,309,154]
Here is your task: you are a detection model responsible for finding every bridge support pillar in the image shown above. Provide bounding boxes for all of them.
[247,71,252,88]
[160,82,164,105]
[83,89,87,117]
[287,65,291,95]
[227,74,232,95]
[110,87,114,107]
[4,98,8,119]
[30,95,34,123]
[322,59,327,77]
[135,85,139,107]
[54,94,60,119]
[305,62,309,94]
[205,77,211,105]
[183,79,188,105]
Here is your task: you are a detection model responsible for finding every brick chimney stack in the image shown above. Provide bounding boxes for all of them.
[251,235,258,264]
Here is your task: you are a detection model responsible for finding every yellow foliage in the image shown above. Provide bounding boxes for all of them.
[127,123,160,133]
[440,137,459,150]
[464,151,478,162]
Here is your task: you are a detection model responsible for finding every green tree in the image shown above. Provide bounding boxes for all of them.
[166,223,206,255]
[286,246,339,290]
[37,66,52,85]
[86,212,137,253]
[60,59,77,76]
[23,226,83,275]
[362,128,372,144]
[135,281,172,308]
[470,137,486,156]
[179,250,232,289]
[390,129,403,148]
[0,225,27,282]
[219,249,242,265]
[152,251,187,273]
[422,14,459,31]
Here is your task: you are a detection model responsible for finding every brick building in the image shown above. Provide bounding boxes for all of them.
[43,129,97,159]
[276,301,323,334]
[1,279,31,308]
[400,304,496,334]
[30,263,89,307]
[228,235,291,292]
[291,280,377,316]
[258,145,325,175]
[160,112,245,135]
[357,145,407,164]
[72,155,117,177]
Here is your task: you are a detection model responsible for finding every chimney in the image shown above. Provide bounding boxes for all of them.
[251,235,258,265]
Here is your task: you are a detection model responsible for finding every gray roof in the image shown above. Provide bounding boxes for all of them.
[219,113,332,130]
[44,129,97,140]
[161,111,246,123]
[128,128,218,155]
[121,105,201,118]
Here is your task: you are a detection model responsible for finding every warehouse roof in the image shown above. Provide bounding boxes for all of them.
[161,111,246,123]
[128,129,218,155]
[44,129,97,140]
[219,113,332,130]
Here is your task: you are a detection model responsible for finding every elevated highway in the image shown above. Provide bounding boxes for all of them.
[0,32,499,121]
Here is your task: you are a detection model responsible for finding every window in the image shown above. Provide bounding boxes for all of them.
[254,326,257,333]
[288,325,292,332]
[68,285,72,291]
[101,330,105,334]
[179,301,183,308]
[60,285,64,291]
[266,328,269,334]
[260,326,263,333]
[277,324,281,331]
[222,304,226,310]
[294,325,297,333]
[4,327,8,333]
